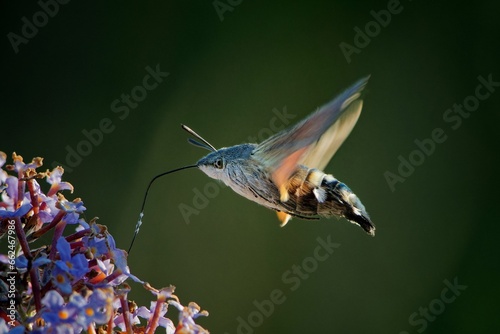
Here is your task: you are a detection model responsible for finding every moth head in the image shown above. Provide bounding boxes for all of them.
[197,151,226,180]
[180,124,226,179]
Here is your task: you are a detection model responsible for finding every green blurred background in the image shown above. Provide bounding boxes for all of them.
[2,1,499,333]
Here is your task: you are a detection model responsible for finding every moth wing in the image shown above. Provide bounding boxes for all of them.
[299,99,363,170]
[252,77,368,202]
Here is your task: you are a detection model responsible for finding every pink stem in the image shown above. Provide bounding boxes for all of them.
[49,220,67,260]
[69,240,85,249]
[102,270,124,284]
[14,217,42,311]
[16,176,24,209]
[33,210,65,239]
[87,259,98,267]
[146,298,165,334]
[29,266,42,311]
[119,295,133,334]
[14,217,31,260]
[65,228,91,242]
[26,179,39,215]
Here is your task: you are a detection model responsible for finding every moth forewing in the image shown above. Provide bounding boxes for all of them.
[252,77,369,201]
[299,99,363,171]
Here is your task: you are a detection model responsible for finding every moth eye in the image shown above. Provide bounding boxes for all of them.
[214,158,224,169]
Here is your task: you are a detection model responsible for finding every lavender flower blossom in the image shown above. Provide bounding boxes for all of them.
[0,152,209,333]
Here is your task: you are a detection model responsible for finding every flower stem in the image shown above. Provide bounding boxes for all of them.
[32,210,65,239]
[16,177,24,209]
[27,179,39,215]
[103,270,124,284]
[29,266,42,311]
[146,297,166,334]
[14,217,32,260]
[119,295,133,334]
[14,217,42,311]
[49,220,67,260]
[65,228,91,242]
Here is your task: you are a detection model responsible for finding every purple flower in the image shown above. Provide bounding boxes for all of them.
[47,167,74,197]
[2,176,18,203]
[85,235,109,259]
[56,198,86,225]
[169,300,209,334]
[10,153,43,175]
[41,290,81,331]
[30,179,59,223]
[50,238,88,294]
[0,203,32,218]
[63,289,113,328]
[55,238,88,280]
[79,288,114,326]
[40,289,113,332]
[58,198,86,214]
[16,254,51,272]
[113,299,141,332]
[137,302,175,334]
[51,265,73,295]
[87,230,142,284]
[109,245,142,284]
[1,151,210,333]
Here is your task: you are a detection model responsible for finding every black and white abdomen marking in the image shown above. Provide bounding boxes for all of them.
[282,166,375,235]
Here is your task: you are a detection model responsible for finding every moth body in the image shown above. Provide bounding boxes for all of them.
[197,145,374,236]
[191,76,375,236]
[129,78,374,254]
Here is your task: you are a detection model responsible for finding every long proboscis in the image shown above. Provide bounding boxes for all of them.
[128,164,197,254]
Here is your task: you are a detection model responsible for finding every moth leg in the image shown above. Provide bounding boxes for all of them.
[276,211,292,227]
[273,209,319,227]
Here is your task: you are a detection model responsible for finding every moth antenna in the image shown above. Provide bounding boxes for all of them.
[128,164,198,254]
[187,138,215,152]
[181,124,217,152]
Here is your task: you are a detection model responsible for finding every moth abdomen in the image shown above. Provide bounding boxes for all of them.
[321,178,375,236]
[282,166,375,235]
[283,167,332,215]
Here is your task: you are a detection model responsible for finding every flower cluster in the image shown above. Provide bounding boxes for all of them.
[0,152,209,333]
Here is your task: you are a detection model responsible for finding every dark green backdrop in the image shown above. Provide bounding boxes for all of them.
[2,1,499,333]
